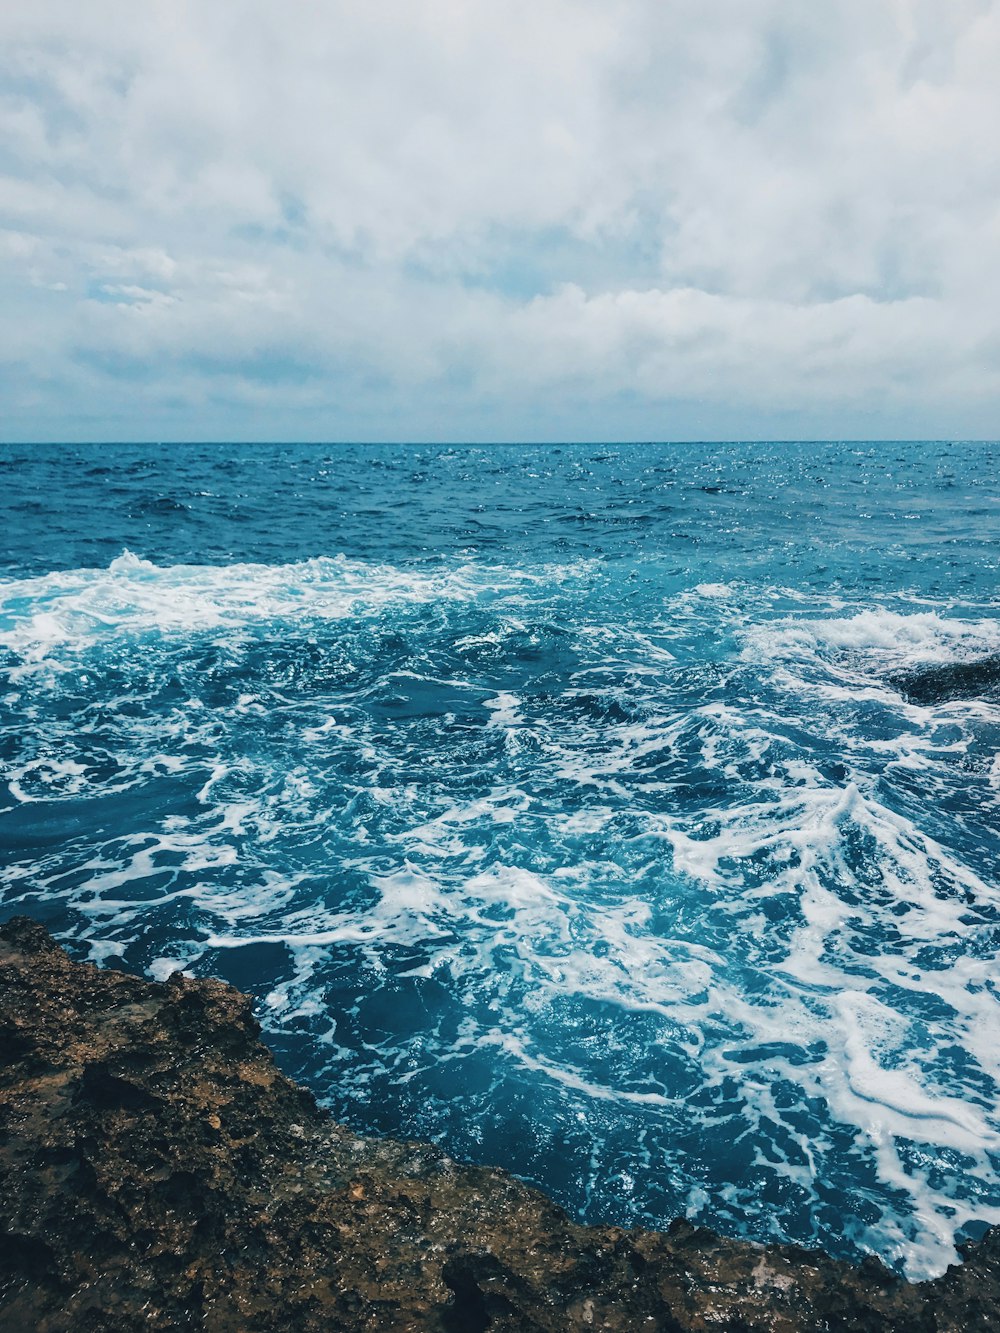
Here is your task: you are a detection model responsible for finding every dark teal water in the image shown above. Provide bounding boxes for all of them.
[2,441,1000,1277]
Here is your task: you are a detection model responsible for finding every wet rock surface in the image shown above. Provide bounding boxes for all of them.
[1,916,998,1332]
[887,654,1000,705]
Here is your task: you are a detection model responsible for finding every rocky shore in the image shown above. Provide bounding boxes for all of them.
[1,916,997,1331]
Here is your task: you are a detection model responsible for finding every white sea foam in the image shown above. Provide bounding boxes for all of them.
[5,563,1000,1280]
[747,606,1000,666]
[0,550,594,673]
[833,991,999,1151]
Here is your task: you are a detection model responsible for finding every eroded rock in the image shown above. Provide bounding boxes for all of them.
[1,916,997,1331]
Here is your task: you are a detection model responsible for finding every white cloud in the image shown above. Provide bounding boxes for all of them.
[0,0,998,439]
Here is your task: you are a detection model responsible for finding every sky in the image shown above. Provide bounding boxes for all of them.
[1,0,999,443]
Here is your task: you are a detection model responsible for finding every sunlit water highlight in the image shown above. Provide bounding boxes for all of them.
[2,441,999,1278]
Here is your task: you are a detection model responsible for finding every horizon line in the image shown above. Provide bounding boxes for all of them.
[2,438,999,448]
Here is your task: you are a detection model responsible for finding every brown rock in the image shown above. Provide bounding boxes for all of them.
[0,916,997,1331]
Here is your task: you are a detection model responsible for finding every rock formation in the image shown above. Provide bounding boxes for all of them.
[1,916,997,1331]
[887,654,1000,705]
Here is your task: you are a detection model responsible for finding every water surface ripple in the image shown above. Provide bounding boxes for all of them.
[2,441,999,1277]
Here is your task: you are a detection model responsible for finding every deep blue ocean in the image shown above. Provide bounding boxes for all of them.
[2,441,999,1278]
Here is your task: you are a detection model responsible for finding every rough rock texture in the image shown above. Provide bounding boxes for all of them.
[1,917,998,1332]
[887,654,1000,705]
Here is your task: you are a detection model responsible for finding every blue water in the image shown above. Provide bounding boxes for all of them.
[2,441,1000,1278]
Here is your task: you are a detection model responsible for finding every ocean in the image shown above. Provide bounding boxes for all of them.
[2,440,999,1279]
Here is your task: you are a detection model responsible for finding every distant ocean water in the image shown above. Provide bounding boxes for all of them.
[2,440,999,1279]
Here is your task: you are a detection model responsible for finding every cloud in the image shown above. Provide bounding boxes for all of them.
[1,0,998,440]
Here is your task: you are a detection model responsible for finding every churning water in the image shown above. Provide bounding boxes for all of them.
[2,441,999,1278]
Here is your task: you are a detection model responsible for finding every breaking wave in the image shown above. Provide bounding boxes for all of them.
[3,440,1000,1281]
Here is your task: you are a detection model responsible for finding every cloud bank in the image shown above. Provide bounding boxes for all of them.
[1,0,998,440]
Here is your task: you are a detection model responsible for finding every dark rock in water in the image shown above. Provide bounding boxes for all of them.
[1,917,998,1331]
[888,655,1000,705]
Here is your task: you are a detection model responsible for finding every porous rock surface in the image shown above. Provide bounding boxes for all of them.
[0,916,997,1331]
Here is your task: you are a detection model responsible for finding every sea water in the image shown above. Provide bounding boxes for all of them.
[2,441,999,1278]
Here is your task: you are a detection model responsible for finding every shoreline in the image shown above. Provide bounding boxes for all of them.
[1,914,996,1331]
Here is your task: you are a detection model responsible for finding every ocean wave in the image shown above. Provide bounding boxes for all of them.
[0,550,598,673]
[2,545,1000,1278]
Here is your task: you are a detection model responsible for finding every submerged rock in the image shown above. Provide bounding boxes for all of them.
[0,917,997,1331]
[887,655,1000,705]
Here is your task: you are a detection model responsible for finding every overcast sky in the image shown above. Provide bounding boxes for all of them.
[2,1,999,442]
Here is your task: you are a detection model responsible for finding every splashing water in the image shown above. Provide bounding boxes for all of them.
[2,440,999,1277]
